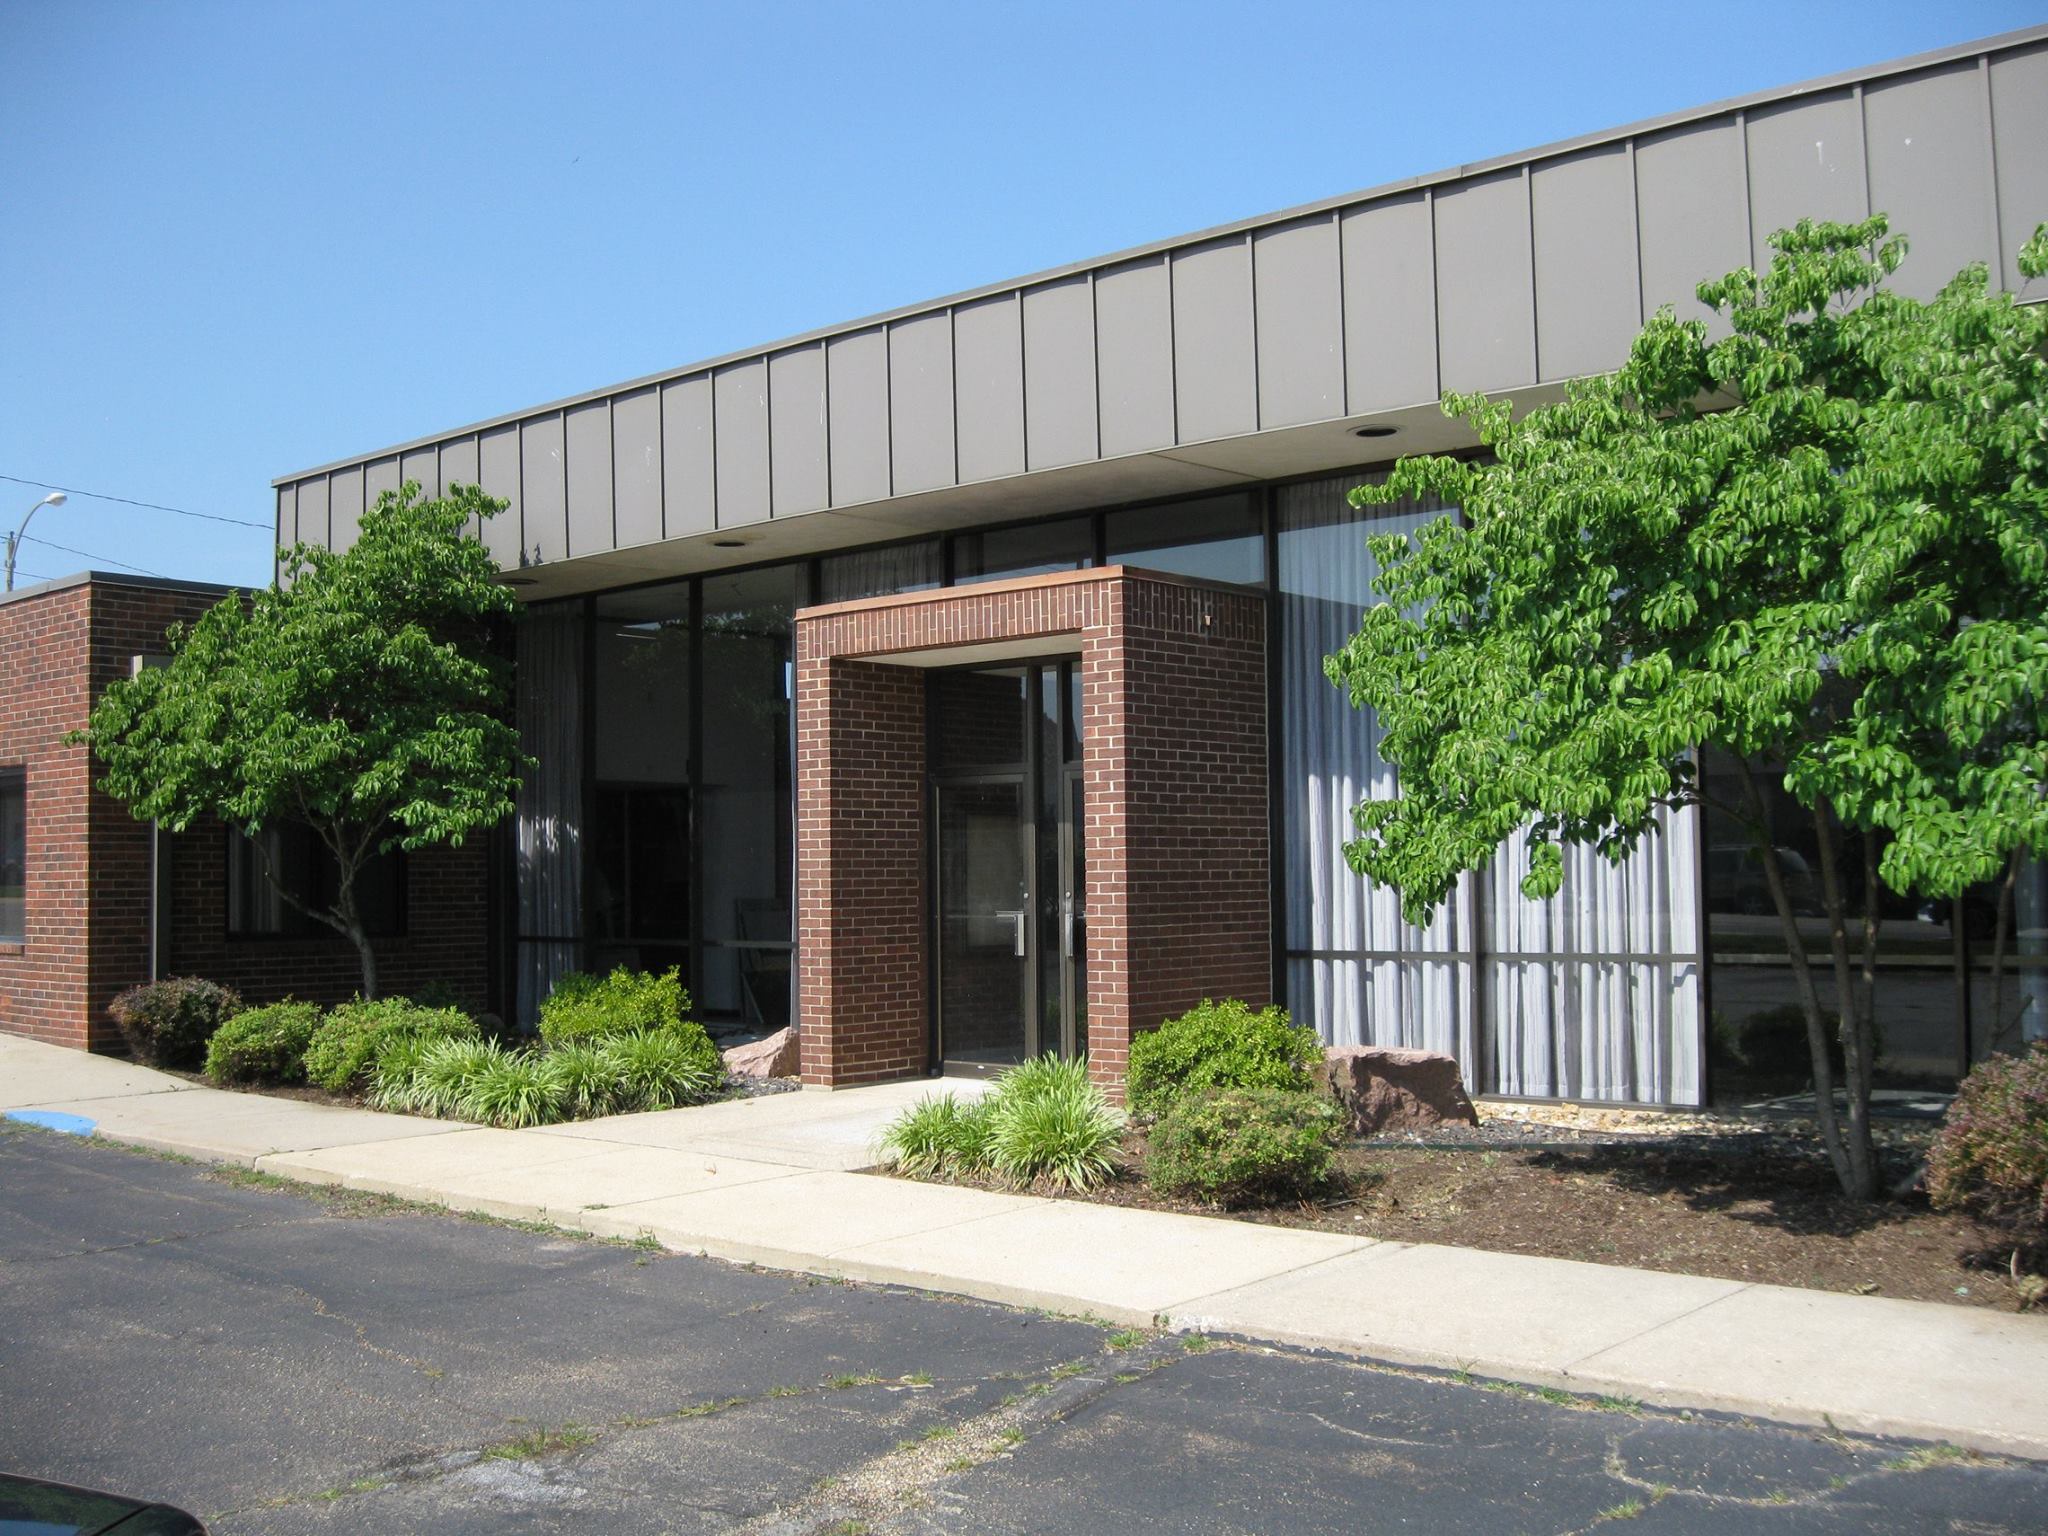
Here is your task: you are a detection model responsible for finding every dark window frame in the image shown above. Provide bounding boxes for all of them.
[223,823,408,943]
[0,765,24,945]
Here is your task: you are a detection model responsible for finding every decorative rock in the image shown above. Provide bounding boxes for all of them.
[1318,1046,1479,1137]
[722,1025,800,1080]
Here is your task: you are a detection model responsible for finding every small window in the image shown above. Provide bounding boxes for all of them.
[0,768,23,943]
[227,824,405,939]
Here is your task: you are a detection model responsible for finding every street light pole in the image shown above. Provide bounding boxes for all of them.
[4,491,66,592]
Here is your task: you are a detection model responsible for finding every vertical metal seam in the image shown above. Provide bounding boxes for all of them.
[1626,137,1646,330]
[1979,53,2008,290]
[820,338,834,511]
[1333,208,1350,419]
[656,383,669,541]
[949,306,961,488]
[707,371,721,530]
[605,397,618,553]
[1165,252,1181,446]
[763,357,776,520]
[1522,163,1541,385]
[1853,82,1873,223]
[1424,188,1443,399]
[1013,289,1028,476]
[1247,229,1263,432]
[556,411,569,561]
[1737,110,1757,272]
[884,324,896,499]
[1087,269,1102,461]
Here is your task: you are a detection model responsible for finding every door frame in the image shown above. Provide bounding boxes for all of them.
[927,655,1082,1076]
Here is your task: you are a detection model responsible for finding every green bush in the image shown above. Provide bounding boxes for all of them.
[1126,998,1322,1117]
[878,1056,1123,1192]
[538,966,693,1046]
[107,976,243,1069]
[202,1000,322,1086]
[543,1043,629,1120]
[1929,1044,2048,1266]
[878,1093,998,1179]
[378,1036,504,1118]
[1146,1086,1343,1208]
[303,996,477,1094]
[456,1048,566,1129]
[604,1027,725,1112]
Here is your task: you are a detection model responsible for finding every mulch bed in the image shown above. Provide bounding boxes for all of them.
[884,1110,2037,1313]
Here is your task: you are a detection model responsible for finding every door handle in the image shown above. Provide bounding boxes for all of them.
[1060,892,1074,959]
[995,909,1027,958]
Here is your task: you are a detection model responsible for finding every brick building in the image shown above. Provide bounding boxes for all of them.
[0,573,491,1052]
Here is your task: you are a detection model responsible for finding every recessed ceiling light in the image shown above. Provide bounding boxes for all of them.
[711,538,748,548]
[501,575,538,587]
[1352,425,1398,439]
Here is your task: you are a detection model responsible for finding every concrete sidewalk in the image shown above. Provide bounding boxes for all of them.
[7,1034,2045,1460]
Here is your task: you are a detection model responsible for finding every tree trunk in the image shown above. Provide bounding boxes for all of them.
[331,860,378,1001]
[1808,803,1878,1201]
[1733,759,1855,1196]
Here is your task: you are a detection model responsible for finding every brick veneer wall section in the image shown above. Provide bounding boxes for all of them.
[793,566,1268,1099]
[0,574,492,1054]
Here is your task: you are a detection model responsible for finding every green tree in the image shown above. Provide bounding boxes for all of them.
[1329,216,2048,1200]
[86,482,524,999]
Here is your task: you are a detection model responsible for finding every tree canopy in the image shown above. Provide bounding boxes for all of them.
[1330,216,2048,1198]
[88,481,524,998]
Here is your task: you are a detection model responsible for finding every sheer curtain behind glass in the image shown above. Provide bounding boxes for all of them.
[1278,474,1476,1076]
[515,603,585,1028]
[819,540,942,603]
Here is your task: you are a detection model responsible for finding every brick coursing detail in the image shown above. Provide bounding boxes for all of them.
[794,567,1269,1099]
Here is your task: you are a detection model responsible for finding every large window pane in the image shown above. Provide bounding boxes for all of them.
[590,583,691,980]
[0,769,24,943]
[819,539,942,603]
[699,564,796,1024]
[514,601,586,1026]
[1107,493,1263,585]
[954,517,1093,585]
[226,824,404,939]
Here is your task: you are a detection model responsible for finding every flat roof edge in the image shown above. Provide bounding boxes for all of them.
[273,21,2048,488]
[0,570,241,610]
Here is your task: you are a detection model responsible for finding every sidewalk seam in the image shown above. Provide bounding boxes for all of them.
[1561,1283,1755,1372]
[1159,1238,1400,1321]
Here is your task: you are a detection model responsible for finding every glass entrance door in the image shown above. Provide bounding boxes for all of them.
[932,663,1084,1071]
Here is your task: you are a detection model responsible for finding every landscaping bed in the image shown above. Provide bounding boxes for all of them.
[877,1111,2026,1310]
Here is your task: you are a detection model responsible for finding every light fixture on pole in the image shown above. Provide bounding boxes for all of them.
[5,491,66,592]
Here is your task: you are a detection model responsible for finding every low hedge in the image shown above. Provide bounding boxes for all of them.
[1145,1086,1343,1208]
[1929,1043,2048,1268]
[302,997,478,1094]
[538,966,693,1046]
[203,1000,322,1086]
[107,977,242,1070]
[1127,998,1322,1117]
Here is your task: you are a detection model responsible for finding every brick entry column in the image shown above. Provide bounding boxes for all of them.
[794,568,1268,1099]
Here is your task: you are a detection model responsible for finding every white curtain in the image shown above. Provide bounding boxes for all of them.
[1278,475,1476,1076]
[819,539,942,604]
[515,603,585,1027]
[1487,813,1703,1104]
[1277,472,1704,1106]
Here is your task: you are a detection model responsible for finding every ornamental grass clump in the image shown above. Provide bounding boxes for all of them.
[457,1048,568,1129]
[1145,1086,1344,1208]
[543,1042,630,1120]
[107,976,242,1070]
[604,1027,725,1113]
[388,1037,506,1119]
[878,1055,1123,1193]
[1928,1044,2048,1272]
[1126,998,1322,1117]
[202,1000,322,1086]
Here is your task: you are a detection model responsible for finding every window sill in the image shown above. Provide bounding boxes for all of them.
[0,943,24,957]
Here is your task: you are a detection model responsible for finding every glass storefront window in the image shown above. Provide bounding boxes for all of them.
[1106,493,1263,585]
[954,517,1093,585]
[819,539,942,603]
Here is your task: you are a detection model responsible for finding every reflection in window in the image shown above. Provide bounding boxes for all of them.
[699,565,796,1026]
[590,583,691,981]
[0,769,22,943]
[820,540,942,603]
[227,824,405,938]
[954,517,1093,585]
[1107,493,1263,585]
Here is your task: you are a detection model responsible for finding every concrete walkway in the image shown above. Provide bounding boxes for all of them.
[6,1034,2046,1460]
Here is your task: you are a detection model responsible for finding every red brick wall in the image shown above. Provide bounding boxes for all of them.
[794,566,1269,1098]
[0,583,97,1048]
[0,576,491,1054]
[794,658,926,1086]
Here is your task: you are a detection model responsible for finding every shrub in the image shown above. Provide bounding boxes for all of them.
[538,966,693,1046]
[1126,998,1322,1117]
[878,1093,998,1179]
[543,1043,629,1120]
[456,1048,567,1129]
[303,996,477,1094]
[106,976,242,1069]
[1146,1086,1343,1208]
[202,1000,322,1086]
[878,1056,1123,1192]
[603,1027,725,1113]
[1929,1044,2048,1267]
[985,1058,1124,1192]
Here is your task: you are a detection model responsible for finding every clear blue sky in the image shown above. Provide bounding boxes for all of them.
[4,0,2043,589]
